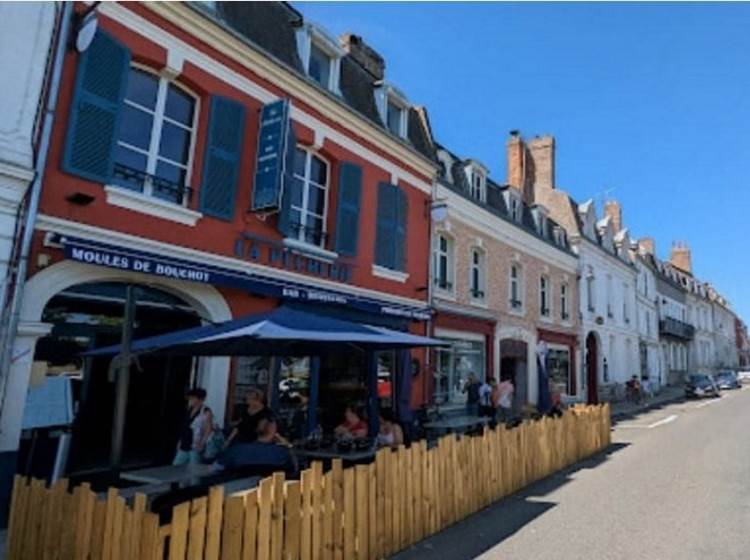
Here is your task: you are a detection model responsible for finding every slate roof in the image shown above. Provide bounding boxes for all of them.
[435,143,574,256]
[197,2,436,162]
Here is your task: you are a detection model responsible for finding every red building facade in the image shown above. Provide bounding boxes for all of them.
[5,2,437,483]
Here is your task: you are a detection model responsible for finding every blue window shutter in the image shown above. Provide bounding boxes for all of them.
[394,186,408,271]
[277,123,297,237]
[375,182,397,268]
[62,31,130,183]
[199,96,246,220]
[334,162,363,256]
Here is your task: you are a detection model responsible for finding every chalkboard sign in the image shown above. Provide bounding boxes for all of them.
[22,376,74,429]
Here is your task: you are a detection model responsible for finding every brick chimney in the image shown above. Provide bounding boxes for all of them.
[340,33,384,80]
[670,242,692,274]
[527,135,555,192]
[604,200,623,232]
[507,131,525,190]
[638,237,655,256]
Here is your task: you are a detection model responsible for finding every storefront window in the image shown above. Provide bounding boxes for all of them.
[234,356,272,417]
[547,347,571,395]
[434,338,485,405]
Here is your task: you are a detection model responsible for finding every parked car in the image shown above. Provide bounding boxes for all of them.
[715,371,741,390]
[737,370,750,384]
[685,374,721,398]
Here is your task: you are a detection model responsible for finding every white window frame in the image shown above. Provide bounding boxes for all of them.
[509,262,524,312]
[290,146,330,248]
[561,282,570,321]
[623,283,630,324]
[433,232,455,294]
[469,247,486,301]
[586,271,596,313]
[504,189,522,222]
[539,274,552,319]
[295,23,343,94]
[464,161,488,203]
[114,64,199,206]
[375,81,410,139]
[606,274,613,318]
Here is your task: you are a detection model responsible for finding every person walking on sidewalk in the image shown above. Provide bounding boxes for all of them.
[497,379,515,423]
[464,374,481,416]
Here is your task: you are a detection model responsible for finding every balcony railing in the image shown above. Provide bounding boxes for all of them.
[659,317,695,340]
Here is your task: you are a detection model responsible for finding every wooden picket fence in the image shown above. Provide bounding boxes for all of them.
[6,404,610,560]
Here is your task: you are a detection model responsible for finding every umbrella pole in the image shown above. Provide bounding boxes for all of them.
[110,284,137,481]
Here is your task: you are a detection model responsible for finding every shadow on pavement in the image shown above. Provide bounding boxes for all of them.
[391,442,629,560]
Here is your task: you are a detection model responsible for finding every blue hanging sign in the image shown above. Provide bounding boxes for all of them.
[251,99,292,212]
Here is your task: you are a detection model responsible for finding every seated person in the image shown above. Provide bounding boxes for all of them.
[226,388,274,446]
[377,409,404,449]
[214,418,296,476]
[334,405,368,439]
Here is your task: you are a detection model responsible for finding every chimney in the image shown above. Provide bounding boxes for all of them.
[670,242,692,274]
[340,33,384,80]
[638,237,655,256]
[604,200,622,232]
[527,135,555,191]
[507,131,525,190]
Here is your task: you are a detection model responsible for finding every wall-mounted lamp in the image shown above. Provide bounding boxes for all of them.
[427,199,448,222]
[72,2,101,53]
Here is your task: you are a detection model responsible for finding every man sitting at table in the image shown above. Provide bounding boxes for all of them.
[213,418,296,476]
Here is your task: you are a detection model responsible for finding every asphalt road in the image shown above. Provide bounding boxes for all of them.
[393,387,750,560]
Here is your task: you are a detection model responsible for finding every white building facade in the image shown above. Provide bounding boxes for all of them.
[633,248,662,389]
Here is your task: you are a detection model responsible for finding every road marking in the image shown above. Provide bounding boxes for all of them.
[617,414,679,429]
[647,414,678,428]
[694,399,721,409]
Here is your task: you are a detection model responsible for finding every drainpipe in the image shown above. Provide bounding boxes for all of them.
[0,3,73,410]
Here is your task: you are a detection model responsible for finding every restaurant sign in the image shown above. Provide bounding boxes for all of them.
[58,235,431,321]
[251,99,293,212]
[234,233,352,284]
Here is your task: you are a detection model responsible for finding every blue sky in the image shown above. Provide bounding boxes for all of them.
[297,1,750,321]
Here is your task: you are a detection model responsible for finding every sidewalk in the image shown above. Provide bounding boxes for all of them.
[607,384,684,421]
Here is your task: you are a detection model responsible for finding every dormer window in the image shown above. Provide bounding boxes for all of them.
[464,161,487,203]
[296,23,343,94]
[375,82,409,139]
[553,226,567,247]
[531,205,549,237]
[503,189,522,222]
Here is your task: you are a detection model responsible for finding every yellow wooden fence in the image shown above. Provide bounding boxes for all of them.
[6,404,610,560]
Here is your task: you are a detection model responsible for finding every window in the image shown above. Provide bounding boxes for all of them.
[434,338,485,405]
[586,272,595,312]
[548,347,572,395]
[606,275,613,318]
[433,234,454,291]
[469,248,485,300]
[510,197,521,221]
[540,275,550,317]
[386,99,404,136]
[623,284,630,323]
[509,263,523,310]
[466,163,487,203]
[296,24,343,94]
[561,283,569,320]
[308,44,332,89]
[113,67,197,204]
[288,147,329,246]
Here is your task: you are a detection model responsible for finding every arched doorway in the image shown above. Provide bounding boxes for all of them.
[585,332,599,404]
[26,282,203,479]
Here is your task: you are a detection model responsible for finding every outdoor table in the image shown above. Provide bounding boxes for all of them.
[120,463,214,487]
[423,415,491,435]
[294,446,377,464]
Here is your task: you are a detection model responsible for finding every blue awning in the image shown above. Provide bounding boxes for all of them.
[86,306,446,357]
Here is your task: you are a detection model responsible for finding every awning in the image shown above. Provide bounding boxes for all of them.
[85,306,447,357]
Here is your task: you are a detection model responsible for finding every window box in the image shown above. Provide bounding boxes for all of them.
[470,289,485,299]
[434,278,453,291]
[561,312,570,321]
[509,299,523,310]
[541,307,550,317]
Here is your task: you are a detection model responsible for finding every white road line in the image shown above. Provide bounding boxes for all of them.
[694,399,722,409]
[647,414,678,428]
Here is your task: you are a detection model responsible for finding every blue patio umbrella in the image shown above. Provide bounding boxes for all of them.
[85,306,446,357]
